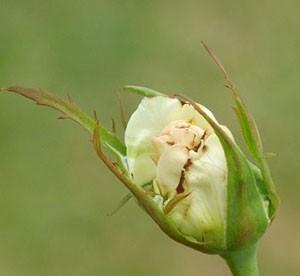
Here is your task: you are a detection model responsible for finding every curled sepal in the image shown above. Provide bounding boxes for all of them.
[92,120,216,254]
[201,41,263,161]
[232,102,279,220]
[232,96,279,220]
[201,41,279,220]
[175,94,269,251]
[123,85,166,97]
[0,86,127,172]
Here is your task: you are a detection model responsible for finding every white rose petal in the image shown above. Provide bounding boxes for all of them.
[125,95,233,246]
[156,145,189,197]
[125,96,182,185]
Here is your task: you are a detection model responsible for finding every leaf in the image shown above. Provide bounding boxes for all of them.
[123,85,166,97]
[176,95,269,250]
[1,86,127,172]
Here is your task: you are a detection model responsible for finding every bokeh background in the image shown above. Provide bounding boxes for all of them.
[0,1,299,275]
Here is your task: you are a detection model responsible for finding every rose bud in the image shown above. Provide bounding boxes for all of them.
[125,95,232,248]
[122,85,279,275]
[1,44,279,276]
[124,88,277,251]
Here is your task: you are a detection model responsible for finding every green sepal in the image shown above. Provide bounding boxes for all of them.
[176,95,269,251]
[230,91,279,220]
[0,86,127,172]
[200,40,279,220]
[123,85,166,97]
[232,96,263,162]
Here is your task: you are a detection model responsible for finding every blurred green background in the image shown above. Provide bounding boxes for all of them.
[0,1,299,275]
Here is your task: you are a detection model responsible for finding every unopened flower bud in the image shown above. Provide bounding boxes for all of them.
[125,96,248,249]
[0,43,280,276]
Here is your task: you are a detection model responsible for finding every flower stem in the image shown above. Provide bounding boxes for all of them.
[222,244,259,276]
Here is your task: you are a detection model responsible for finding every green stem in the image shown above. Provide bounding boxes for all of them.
[222,244,259,276]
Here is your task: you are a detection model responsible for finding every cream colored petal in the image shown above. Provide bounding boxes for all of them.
[129,154,157,185]
[169,190,225,246]
[125,96,183,185]
[156,145,189,197]
[173,103,217,131]
[125,95,231,187]
[165,133,228,245]
[171,133,227,244]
